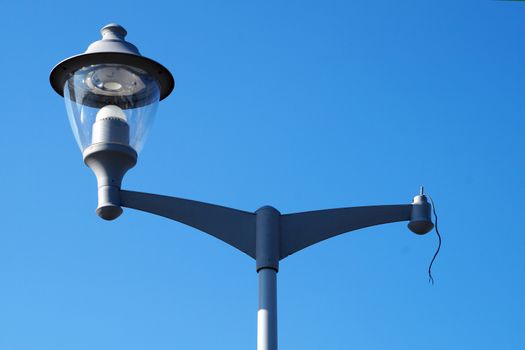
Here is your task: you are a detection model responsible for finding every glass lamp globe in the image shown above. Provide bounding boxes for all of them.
[50,23,174,156]
[63,63,160,153]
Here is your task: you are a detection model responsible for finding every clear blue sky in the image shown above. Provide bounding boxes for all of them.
[1,0,524,349]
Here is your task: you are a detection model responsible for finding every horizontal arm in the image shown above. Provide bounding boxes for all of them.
[120,190,257,258]
[280,205,413,259]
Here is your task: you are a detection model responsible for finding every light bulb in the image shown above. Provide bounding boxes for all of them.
[92,105,130,145]
[96,105,128,122]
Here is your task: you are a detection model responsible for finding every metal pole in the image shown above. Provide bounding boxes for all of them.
[258,268,277,350]
[255,206,280,350]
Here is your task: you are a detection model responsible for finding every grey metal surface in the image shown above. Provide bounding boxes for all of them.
[258,268,278,350]
[83,143,137,220]
[50,24,174,102]
[86,24,140,55]
[119,190,433,261]
[104,187,432,350]
[280,205,413,259]
[408,194,434,234]
[255,206,281,272]
[92,118,130,145]
[120,190,257,257]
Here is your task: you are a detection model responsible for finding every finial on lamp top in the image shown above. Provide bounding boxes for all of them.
[100,23,128,41]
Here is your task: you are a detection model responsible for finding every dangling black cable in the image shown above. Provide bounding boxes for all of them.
[426,195,441,285]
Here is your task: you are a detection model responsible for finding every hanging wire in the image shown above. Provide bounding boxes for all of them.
[426,194,441,285]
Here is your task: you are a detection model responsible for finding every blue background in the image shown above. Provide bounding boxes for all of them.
[1,0,524,349]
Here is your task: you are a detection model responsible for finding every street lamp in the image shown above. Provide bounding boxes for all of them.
[50,23,174,220]
[50,24,434,350]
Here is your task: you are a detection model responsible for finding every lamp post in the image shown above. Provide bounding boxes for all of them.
[50,24,434,350]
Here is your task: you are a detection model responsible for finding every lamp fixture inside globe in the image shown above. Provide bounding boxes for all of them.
[84,65,148,98]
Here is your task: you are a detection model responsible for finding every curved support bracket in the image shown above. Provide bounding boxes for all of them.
[118,190,432,263]
[120,190,257,258]
[280,205,413,259]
